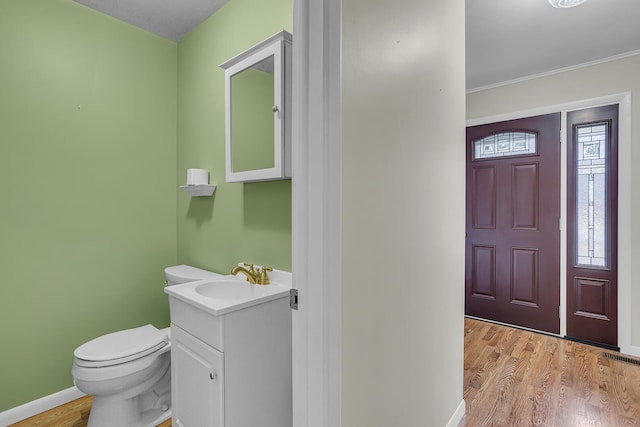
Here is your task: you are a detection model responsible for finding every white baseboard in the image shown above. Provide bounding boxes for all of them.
[0,386,85,426]
[621,345,640,358]
[445,399,466,427]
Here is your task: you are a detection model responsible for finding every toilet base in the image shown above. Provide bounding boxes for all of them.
[82,352,172,427]
[88,397,171,427]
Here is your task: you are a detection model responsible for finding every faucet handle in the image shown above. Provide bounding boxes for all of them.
[243,263,256,274]
[257,266,272,285]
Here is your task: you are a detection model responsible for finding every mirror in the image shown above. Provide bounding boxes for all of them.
[231,56,275,173]
[220,31,292,183]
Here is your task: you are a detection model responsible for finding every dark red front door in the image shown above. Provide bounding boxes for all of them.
[466,113,561,334]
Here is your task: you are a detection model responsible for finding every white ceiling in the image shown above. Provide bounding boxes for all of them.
[73,0,640,90]
[467,0,640,90]
[73,0,228,42]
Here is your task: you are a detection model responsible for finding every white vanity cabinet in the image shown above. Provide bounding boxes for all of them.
[168,292,292,427]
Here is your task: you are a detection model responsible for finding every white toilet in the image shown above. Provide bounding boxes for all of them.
[71,265,220,427]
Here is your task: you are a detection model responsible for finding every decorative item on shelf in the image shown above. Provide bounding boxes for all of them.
[180,168,216,197]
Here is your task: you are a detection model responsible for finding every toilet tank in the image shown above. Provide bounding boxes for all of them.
[164,265,221,286]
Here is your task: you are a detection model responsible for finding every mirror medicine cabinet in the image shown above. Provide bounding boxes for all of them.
[220,31,292,183]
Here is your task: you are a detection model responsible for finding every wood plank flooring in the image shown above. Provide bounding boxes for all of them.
[8,396,172,427]
[459,318,640,427]
[8,396,92,427]
[10,318,640,426]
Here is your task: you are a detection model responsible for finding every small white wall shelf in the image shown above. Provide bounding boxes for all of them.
[180,185,217,197]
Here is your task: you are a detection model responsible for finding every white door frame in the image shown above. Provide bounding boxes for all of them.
[291,0,343,426]
[466,92,635,356]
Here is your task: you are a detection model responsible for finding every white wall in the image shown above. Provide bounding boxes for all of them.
[467,54,640,353]
[341,0,466,425]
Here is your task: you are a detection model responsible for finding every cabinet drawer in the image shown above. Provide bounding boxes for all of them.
[169,298,223,350]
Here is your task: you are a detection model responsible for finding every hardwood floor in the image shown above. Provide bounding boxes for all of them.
[460,318,640,427]
[8,396,91,427]
[8,396,172,427]
[10,319,640,426]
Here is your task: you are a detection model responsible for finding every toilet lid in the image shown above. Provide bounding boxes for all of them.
[74,325,168,365]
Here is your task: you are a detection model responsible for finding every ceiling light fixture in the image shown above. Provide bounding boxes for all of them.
[548,0,588,8]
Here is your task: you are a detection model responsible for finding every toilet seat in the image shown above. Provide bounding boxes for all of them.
[74,325,168,368]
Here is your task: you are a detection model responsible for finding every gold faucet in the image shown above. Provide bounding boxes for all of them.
[231,263,272,285]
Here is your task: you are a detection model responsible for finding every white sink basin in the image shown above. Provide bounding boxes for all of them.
[195,279,278,300]
[165,274,290,316]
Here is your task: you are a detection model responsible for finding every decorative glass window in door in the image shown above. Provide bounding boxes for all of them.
[472,131,537,160]
[575,123,608,267]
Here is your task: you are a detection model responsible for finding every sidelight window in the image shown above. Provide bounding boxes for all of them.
[575,123,608,267]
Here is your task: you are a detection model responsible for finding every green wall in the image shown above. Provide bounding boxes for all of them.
[0,0,177,411]
[176,0,292,274]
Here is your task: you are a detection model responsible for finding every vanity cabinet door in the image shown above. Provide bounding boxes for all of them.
[171,324,224,427]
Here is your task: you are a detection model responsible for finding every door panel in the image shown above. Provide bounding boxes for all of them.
[573,277,610,320]
[512,163,538,229]
[471,166,496,229]
[566,104,618,347]
[471,245,496,299]
[466,113,560,334]
[510,247,538,306]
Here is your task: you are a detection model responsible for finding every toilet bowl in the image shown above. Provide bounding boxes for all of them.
[71,265,220,427]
